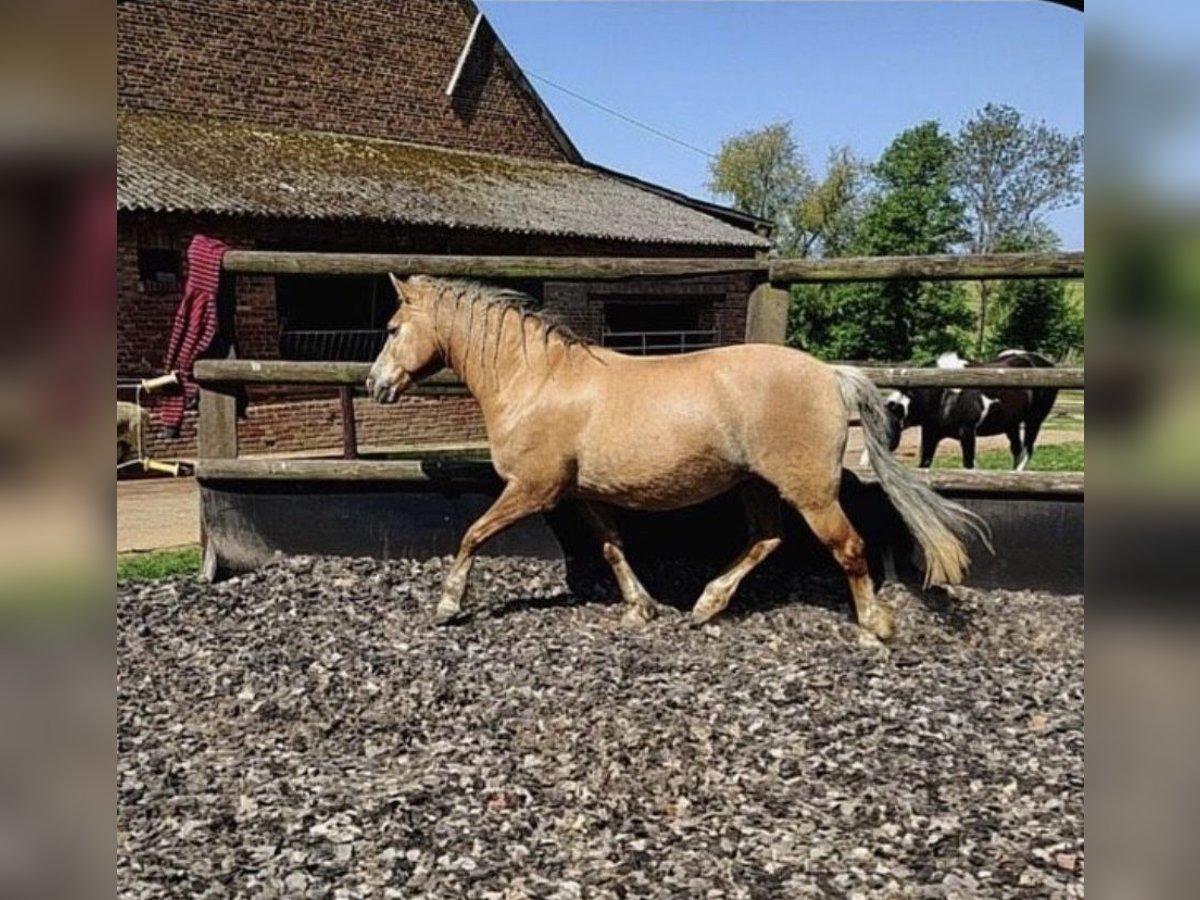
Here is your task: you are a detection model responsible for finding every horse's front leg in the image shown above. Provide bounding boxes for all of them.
[435,480,558,625]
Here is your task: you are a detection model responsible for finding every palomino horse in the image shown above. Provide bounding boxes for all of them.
[367,276,984,641]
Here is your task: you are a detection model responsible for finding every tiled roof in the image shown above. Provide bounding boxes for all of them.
[117,111,768,249]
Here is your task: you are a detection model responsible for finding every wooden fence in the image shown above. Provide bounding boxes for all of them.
[222,249,1083,283]
[197,250,1083,497]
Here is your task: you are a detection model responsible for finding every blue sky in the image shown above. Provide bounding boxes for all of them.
[478,1,1084,249]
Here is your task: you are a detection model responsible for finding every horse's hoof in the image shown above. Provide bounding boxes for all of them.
[866,603,896,642]
[620,603,657,627]
[856,628,888,650]
[433,602,467,626]
[690,592,725,627]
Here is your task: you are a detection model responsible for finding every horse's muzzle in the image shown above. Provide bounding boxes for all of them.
[365,374,406,404]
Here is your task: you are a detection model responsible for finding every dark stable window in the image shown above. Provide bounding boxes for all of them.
[276,275,393,361]
[601,298,715,355]
[488,279,544,305]
[138,247,180,290]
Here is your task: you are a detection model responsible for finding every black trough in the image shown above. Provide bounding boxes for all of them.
[199,462,1083,597]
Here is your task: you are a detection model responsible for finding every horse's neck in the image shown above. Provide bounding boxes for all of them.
[439,301,539,412]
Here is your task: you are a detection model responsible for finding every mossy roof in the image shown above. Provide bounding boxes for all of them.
[117,111,767,248]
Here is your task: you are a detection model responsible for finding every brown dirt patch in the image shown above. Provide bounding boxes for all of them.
[117,478,198,554]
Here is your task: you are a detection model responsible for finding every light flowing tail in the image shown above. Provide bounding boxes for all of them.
[835,365,991,586]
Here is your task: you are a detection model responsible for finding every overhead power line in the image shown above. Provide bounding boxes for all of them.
[525,70,716,159]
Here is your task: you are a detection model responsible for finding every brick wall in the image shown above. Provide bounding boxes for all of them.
[117,0,566,161]
[142,393,488,462]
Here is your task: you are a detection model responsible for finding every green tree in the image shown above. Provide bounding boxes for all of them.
[708,125,865,257]
[953,103,1084,353]
[789,146,868,258]
[708,122,808,250]
[990,229,1084,359]
[789,122,973,362]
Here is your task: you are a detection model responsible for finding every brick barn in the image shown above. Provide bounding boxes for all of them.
[117,0,770,460]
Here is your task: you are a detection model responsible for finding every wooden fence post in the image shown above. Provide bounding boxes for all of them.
[744,282,790,345]
[197,385,237,582]
[339,387,359,460]
[198,386,238,460]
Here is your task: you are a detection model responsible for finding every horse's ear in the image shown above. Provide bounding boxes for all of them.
[388,273,408,303]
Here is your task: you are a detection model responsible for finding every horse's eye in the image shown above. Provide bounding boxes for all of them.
[386,325,398,337]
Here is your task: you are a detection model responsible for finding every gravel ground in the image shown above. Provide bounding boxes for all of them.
[118,556,1083,899]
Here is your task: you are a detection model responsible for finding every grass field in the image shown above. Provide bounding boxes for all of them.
[117,546,200,582]
[1045,412,1086,433]
[931,441,1084,472]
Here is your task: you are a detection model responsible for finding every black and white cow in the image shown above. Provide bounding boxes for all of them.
[881,350,1059,470]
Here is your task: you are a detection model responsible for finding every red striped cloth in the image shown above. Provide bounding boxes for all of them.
[155,235,228,434]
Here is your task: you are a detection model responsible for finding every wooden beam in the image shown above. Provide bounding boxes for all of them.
[851,467,1084,496]
[193,360,466,391]
[194,359,1083,391]
[197,459,437,482]
[744,283,790,345]
[223,250,1082,284]
[222,251,765,279]
[861,367,1084,389]
[198,458,1081,496]
[197,387,238,459]
[195,359,370,384]
[338,387,358,460]
[770,251,1083,284]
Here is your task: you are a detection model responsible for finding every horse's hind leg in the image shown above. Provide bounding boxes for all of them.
[1006,425,1024,470]
[1021,388,1058,471]
[959,427,977,469]
[435,479,558,624]
[793,499,894,642]
[1020,417,1047,471]
[579,501,662,625]
[692,480,783,625]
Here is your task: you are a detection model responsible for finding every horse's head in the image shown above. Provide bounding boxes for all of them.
[883,391,912,451]
[367,275,443,403]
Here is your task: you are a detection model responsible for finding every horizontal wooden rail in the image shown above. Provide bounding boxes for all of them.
[769,251,1084,285]
[221,250,1083,284]
[197,459,438,482]
[222,251,763,279]
[862,367,1085,389]
[194,359,370,384]
[197,458,1082,495]
[194,359,1083,391]
[193,360,465,392]
[850,468,1083,496]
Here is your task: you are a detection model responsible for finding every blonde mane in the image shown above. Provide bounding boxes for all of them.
[417,277,598,371]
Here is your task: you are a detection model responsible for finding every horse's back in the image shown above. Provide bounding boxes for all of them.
[638,343,849,485]
[569,344,847,507]
[604,343,841,426]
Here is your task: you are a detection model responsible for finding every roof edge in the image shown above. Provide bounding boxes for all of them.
[454,0,583,165]
[588,163,774,241]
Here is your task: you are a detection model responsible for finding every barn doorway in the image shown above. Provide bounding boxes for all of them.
[275,274,390,361]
